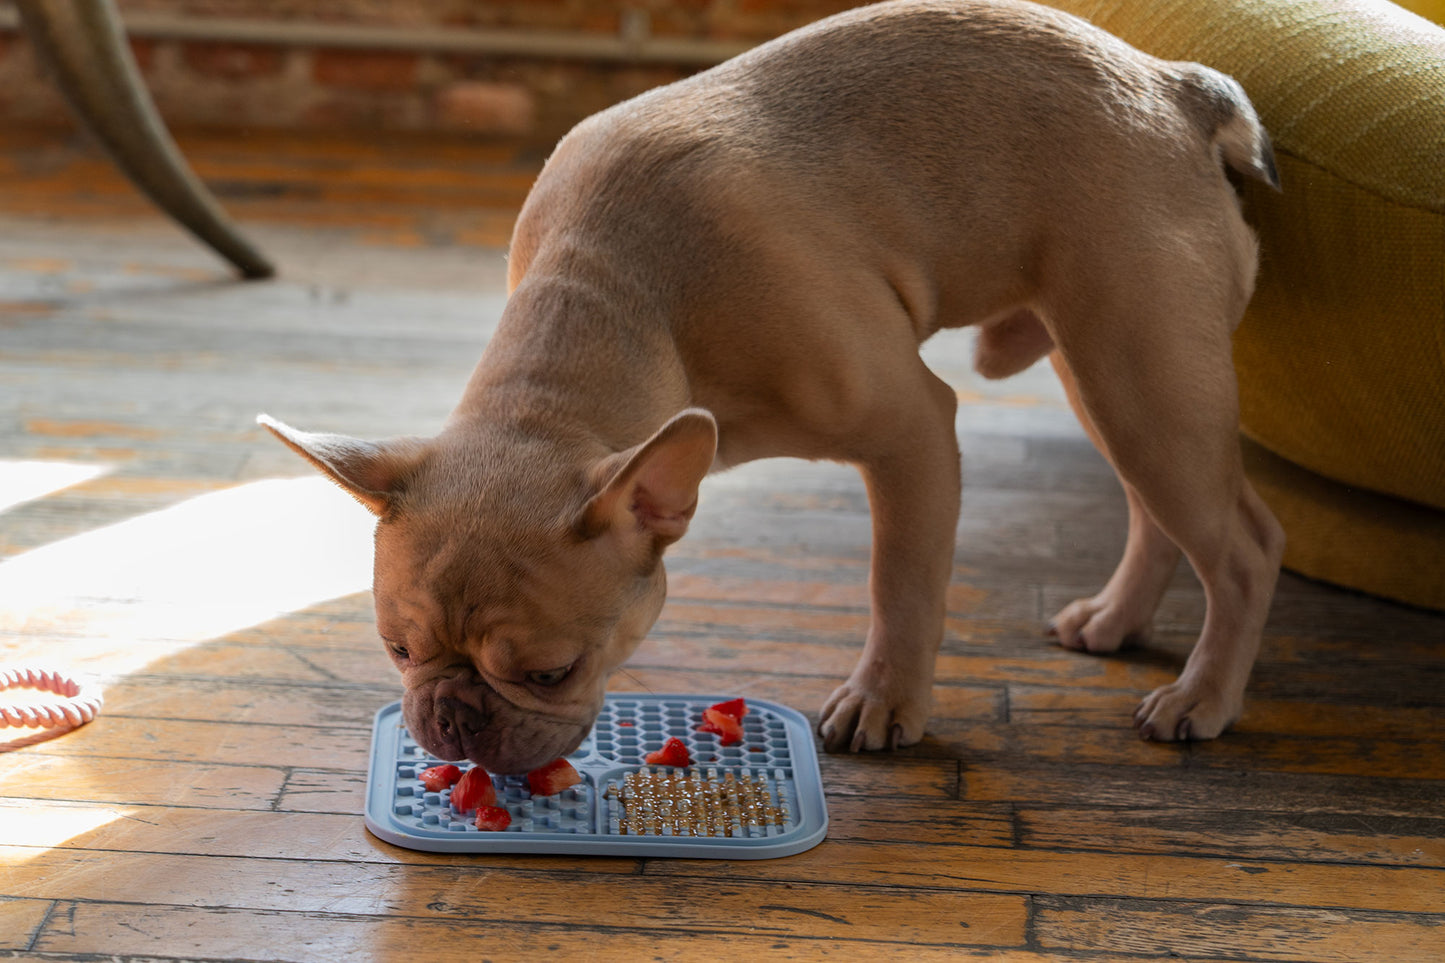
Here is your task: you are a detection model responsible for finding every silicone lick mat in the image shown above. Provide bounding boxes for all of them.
[365,694,828,858]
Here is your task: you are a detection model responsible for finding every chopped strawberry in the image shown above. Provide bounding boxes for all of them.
[473,805,512,831]
[708,697,749,720]
[418,763,462,793]
[449,765,497,812]
[644,736,692,767]
[697,706,744,746]
[526,758,582,796]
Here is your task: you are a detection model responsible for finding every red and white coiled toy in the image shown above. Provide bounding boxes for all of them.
[0,666,102,731]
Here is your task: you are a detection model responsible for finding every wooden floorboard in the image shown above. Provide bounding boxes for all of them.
[1,125,1442,961]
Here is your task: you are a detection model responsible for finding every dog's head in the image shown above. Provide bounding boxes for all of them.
[258,409,716,773]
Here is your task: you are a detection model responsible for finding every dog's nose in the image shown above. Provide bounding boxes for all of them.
[435,696,489,746]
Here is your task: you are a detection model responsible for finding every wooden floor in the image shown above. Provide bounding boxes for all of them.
[1,126,1443,962]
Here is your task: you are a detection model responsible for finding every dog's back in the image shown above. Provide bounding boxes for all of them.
[510,0,1274,346]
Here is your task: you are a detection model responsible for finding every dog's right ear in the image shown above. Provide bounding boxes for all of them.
[256,414,427,517]
[575,408,718,549]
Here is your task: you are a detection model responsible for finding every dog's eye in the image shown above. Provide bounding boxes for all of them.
[527,666,572,687]
[385,641,409,662]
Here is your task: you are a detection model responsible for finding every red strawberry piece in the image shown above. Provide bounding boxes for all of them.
[474,805,512,831]
[526,758,582,796]
[644,736,692,767]
[698,706,744,746]
[708,697,748,720]
[449,765,497,812]
[418,764,462,793]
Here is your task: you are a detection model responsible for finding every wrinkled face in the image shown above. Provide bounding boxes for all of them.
[258,404,714,774]
[373,510,667,774]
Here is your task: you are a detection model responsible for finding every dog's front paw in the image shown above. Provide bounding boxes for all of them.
[818,672,930,753]
[1133,679,1243,742]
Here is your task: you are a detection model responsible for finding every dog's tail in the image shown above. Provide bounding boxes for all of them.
[1173,63,1281,191]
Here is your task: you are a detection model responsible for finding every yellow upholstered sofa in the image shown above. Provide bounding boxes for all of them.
[1041,0,1445,610]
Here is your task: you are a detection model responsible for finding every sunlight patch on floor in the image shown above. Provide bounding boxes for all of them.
[0,474,376,858]
[0,459,111,514]
[0,475,375,676]
[0,800,128,858]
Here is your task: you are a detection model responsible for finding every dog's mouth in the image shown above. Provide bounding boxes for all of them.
[402,678,595,775]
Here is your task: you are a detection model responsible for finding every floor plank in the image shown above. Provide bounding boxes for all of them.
[32,902,1030,961]
[6,848,1029,948]
[1034,898,1445,962]
[642,843,1444,914]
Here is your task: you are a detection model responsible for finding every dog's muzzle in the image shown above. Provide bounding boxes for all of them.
[431,694,491,758]
[403,675,592,774]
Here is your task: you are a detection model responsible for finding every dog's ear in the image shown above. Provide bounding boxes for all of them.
[577,408,717,548]
[256,414,427,517]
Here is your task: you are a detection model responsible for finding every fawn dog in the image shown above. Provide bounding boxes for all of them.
[261,0,1283,773]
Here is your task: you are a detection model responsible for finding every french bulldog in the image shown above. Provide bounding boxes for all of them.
[260,0,1284,773]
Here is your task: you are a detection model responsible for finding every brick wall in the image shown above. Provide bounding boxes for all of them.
[0,0,870,144]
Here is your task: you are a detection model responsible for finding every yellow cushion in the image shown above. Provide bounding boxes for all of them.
[1395,0,1445,26]
[1244,439,1445,607]
[1038,0,1445,609]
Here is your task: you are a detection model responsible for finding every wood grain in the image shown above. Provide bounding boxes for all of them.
[1034,898,1445,962]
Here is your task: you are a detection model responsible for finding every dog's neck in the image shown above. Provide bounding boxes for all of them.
[447,259,692,463]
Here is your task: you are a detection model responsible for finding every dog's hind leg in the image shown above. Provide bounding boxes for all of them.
[1047,352,1183,654]
[1045,256,1284,741]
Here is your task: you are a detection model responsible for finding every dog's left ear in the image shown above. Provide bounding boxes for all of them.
[257,413,428,516]
[576,408,718,547]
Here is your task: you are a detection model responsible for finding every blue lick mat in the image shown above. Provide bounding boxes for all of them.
[365,693,829,858]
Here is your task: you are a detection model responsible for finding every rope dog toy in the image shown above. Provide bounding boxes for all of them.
[0,666,102,730]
